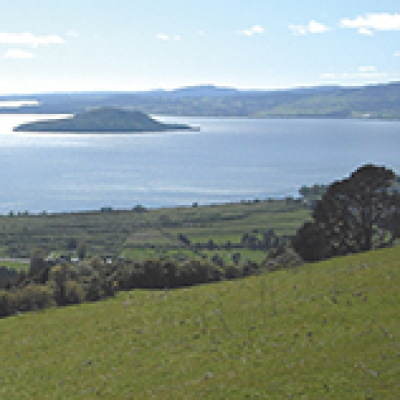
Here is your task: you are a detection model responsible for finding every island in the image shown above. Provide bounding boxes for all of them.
[13,107,197,133]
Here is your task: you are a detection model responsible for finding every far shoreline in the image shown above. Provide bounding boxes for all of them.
[1,110,399,123]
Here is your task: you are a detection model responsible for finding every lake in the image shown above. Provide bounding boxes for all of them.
[0,114,399,214]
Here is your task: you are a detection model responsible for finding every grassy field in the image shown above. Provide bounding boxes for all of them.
[1,245,399,399]
[0,199,309,260]
[121,248,268,265]
[0,260,30,272]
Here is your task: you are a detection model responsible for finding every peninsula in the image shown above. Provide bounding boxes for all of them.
[13,107,196,133]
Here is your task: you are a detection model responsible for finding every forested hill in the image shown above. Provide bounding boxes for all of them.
[13,108,194,133]
[3,81,400,119]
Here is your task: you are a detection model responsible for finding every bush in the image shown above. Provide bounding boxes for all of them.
[64,280,86,305]
[15,284,55,312]
[265,246,303,271]
[0,290,16,317]
[29,248,47,275]
[224,264,243,279]
[48,265,79,306]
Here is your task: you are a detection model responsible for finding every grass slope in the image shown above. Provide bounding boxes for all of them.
[1,246,399,399]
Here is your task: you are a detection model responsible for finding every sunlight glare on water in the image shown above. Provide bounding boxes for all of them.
[0,114,399,213]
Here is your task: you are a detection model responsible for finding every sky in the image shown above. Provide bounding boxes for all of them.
[0,0,399,94]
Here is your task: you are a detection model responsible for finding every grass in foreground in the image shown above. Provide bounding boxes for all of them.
[0,246,399,399]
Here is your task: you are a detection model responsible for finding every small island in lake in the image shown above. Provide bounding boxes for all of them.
[13,107,197,133]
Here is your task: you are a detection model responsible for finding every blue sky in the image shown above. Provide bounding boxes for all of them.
[0,0,399,94]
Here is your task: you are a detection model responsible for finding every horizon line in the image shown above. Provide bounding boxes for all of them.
[0,80,399,97]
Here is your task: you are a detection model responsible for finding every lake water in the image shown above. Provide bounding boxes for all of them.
[0,114,399,214]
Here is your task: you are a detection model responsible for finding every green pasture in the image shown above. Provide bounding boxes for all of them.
[1,245,399,399]
[0,199,309,259]
[121,244,268,264]
[122,201,309,250]
[0,260,30,272]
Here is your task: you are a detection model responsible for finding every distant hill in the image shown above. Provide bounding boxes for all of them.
[3,82,400,119]
[164,85,240,98]
[13,107,195,133]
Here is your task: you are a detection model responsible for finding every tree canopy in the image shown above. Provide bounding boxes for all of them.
[292,164,400,261]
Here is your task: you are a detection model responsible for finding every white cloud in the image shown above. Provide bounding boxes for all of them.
[289,20,329,35]
[156,34,169,41]
[252,25,264,34]
[358,66,376,73]
[320,73,336,79]
[197,30,205,36]
[66,30,79,38]
[342,71,388,79]
[395,51,400,56]
[289,25,307,36]
[320,68,391,81]
[308,20,330,34]
[4,49,34,59]
[358,27,373,36]
[340,13,400,35]
[239,25,265,37]
[156,33,180,41]
[0,32,64,47]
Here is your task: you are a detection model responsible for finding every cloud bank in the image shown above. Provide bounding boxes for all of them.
[289,20,330,35]
[66,30,79,38]
[0,32,65,47]
[4,49,34,59]
[320,68,389,80]
[239,25,265,37]
[358,66,376,73]
[156,34,181,41]
[340,13,400,35]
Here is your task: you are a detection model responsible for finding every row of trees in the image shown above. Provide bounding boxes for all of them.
[177,229,291,252]
[0,247,302,319]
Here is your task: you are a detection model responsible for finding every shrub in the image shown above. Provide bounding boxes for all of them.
[0,290,16,317]
[29,248,47,275]
[15,284,55,312]
[265,246,303,271]
[224,264,243,279]
[64,280,86,305]
[48,265,79,306]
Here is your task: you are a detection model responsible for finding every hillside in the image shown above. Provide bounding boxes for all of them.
[0,246,398,399]
[3,82,400,119]
[13,107,195,132]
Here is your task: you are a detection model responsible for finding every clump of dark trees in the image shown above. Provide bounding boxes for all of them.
[292,164,400,261]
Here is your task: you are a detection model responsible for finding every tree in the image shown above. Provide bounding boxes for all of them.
[67,237,78,250]
[292,164,399,261]
[78,243,87,260]
[29,248,47,275]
